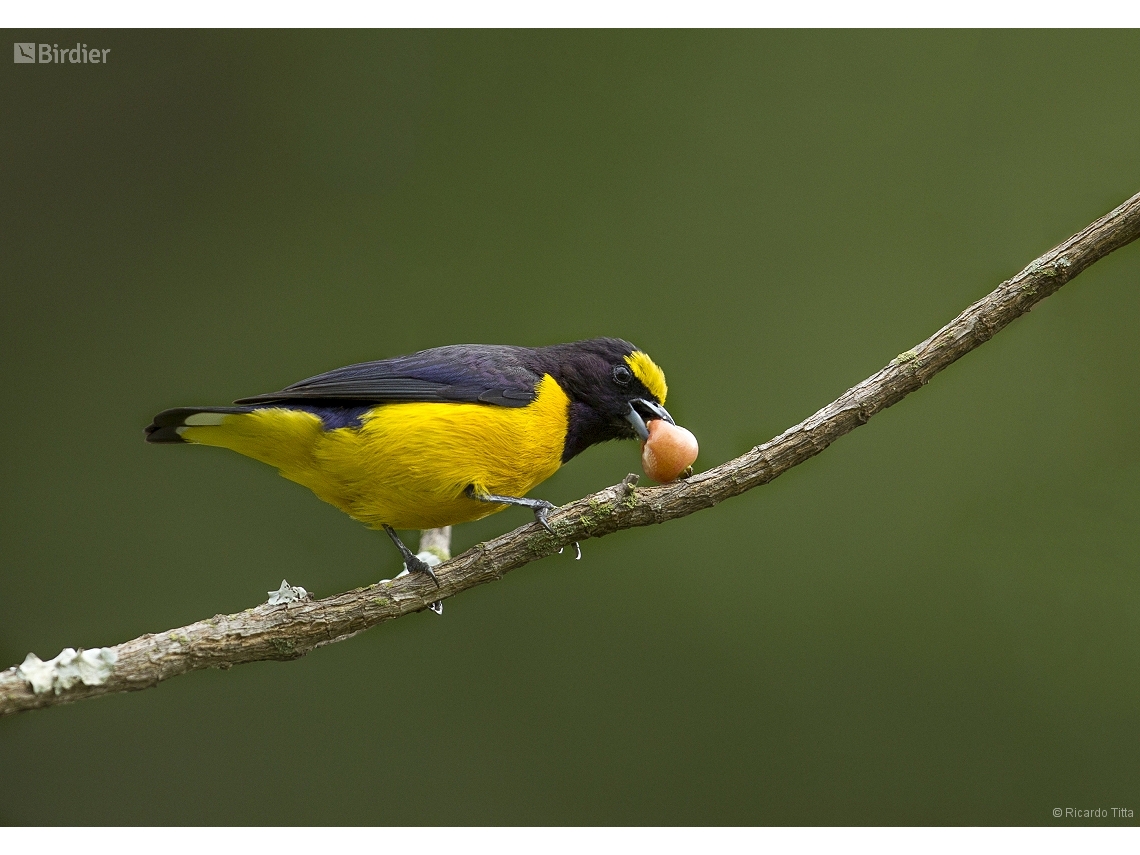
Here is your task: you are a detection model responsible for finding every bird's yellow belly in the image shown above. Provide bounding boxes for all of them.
[181,375,570,531]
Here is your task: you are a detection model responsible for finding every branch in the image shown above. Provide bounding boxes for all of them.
[4,190,1140,717]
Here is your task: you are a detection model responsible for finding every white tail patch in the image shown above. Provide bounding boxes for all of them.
[183,412,229,427]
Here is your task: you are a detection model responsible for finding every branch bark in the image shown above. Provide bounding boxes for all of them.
[4,190,1140,717]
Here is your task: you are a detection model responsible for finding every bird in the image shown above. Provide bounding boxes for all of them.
[145,337,679,586]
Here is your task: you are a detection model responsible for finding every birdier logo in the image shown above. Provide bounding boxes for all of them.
[13,42,111,63]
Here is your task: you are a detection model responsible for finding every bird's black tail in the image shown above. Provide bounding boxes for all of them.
[144,406,257,443]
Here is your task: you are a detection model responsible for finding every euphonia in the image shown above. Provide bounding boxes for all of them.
[146,338,691,584]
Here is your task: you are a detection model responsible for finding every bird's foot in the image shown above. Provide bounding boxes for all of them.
[530,499,557,535]
[383,524,441,589]
[463,486,575,557]
[465,486,560,536]
[403,551,440,587]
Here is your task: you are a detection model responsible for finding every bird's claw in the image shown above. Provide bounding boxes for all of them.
[405,554,440,588]
[557,541,583,560]
[533,500,557,535]
[407,557,443,613]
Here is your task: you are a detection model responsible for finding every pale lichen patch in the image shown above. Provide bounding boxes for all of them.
[418,545,450,564]
[17,647,118,695]
[267,580,311,605]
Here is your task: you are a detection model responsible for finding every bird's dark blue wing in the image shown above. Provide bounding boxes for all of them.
[234,344,544,408]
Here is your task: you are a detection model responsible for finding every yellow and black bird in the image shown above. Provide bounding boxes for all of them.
[146,338,676,583]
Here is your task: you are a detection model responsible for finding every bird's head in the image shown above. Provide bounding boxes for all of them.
[538,338,675,462]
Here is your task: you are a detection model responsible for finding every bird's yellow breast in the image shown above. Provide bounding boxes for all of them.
[180,374,571,530]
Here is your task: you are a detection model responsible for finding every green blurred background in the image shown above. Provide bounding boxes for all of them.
[1,30,1138,825]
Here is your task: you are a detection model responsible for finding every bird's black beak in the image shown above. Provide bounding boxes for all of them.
[625,398,675,442]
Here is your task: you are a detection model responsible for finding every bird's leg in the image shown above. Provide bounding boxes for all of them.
[465,485,558,534]
[383,524,440,588]
[465,486,581,559]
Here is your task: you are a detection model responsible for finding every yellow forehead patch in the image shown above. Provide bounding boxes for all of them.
[625,351,668,404]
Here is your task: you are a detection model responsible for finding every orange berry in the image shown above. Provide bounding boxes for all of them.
[640,420,699,483]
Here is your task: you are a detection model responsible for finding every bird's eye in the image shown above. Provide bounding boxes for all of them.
[613,366,632,386]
